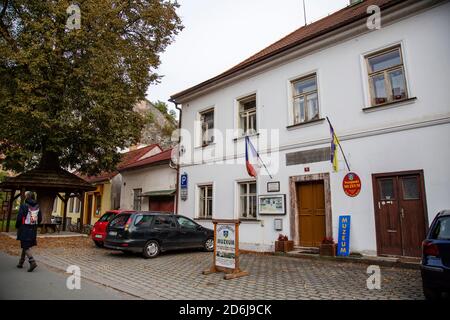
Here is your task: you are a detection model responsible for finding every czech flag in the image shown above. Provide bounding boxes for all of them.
[245,136,259,177]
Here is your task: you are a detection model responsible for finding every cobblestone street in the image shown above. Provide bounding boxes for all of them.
[33,245,423,300]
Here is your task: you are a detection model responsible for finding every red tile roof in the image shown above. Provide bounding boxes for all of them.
[118,148,173,171]
[82,144,161,183]
[171,0,406,100]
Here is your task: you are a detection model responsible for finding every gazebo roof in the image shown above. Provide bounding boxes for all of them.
[0,167,96,192]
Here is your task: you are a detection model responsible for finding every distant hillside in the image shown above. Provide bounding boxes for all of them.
[134,100,178,149]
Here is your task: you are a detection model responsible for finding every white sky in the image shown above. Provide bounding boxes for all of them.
[146,0,350,110]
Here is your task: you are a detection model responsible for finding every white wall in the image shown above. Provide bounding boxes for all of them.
[120,164,177,211]
[177,3,450,254]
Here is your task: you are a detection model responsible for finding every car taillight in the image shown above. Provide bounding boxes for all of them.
[422,240,439,257]
[124,217,132,231]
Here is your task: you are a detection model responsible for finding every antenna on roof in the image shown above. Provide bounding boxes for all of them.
[302,0,307,26]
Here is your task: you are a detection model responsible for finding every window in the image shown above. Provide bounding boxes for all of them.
[431,217,450,240]
[291,74,320,125]
[199,185,213,218]
[52,197,58,213]
[68,198,74,213]
[176,216,198,229]
[154,215,176,229]
[134,215,154,227]
[238,95,257,136]
[133,188,142,211]
[239,182,257,219]
[109,213,131,227]
[95,194,102,216]
[379,179,395,200]
[200,109,214,146]
[98,212,115,222]
[74,198,80,213]
[366,46,408,106]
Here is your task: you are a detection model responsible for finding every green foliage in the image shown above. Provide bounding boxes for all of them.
[0,0,183,175]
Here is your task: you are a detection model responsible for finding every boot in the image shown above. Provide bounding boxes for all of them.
[28,260,37,272]
[17,259,25,268]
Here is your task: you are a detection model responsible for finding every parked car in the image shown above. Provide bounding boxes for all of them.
[104,212,214,258]
[421,209,450,299]
[91,210,135,247]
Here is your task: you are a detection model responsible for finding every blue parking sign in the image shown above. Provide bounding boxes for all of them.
[180,173,188,189]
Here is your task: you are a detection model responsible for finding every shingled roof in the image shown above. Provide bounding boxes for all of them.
[171,0,407,101]
[81,144,161,184]
[0,167,96,192]
[118,149,173,172]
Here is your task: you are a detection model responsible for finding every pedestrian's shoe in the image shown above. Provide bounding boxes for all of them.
[17,260,24,268]
[27,260,37,272]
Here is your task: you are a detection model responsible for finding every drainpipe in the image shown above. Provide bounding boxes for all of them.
[169,98,182,215]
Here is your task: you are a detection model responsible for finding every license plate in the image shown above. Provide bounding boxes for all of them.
[109,231,117,236]
[95,234,103,239]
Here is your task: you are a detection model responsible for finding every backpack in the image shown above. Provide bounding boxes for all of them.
[24,204,39,225]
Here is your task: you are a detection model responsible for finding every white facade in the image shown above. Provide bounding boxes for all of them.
[120,164,177,211]
[175,1,450,255]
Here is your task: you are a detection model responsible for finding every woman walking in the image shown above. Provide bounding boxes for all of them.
[16,191,42,272]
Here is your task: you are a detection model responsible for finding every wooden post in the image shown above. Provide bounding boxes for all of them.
[62,192,69,232]
[5,190,17,232]
[78,191,85,233]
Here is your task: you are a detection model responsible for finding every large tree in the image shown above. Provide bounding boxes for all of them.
[0,0,182,221]
[0,0,182,174]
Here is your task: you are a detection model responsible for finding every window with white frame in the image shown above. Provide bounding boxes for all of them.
[366,46,408,106]
[69,197,74,213]
[238,95,257,136]
[198,185,213,218]
[291,74,320,125]
[239,181,257,219]
[200,109,214,147]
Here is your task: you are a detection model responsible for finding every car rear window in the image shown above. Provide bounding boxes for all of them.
[98,212,115,222]
[109,213,131,227]
[431,217,450,240]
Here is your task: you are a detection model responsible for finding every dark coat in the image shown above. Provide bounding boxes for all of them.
[16,199,42,249]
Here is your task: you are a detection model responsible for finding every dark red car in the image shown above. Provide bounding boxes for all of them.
[91,210,135,247]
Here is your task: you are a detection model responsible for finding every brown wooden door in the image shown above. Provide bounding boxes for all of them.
[297,181,326,247]
[149,196,175,212]
[373,172,427,257]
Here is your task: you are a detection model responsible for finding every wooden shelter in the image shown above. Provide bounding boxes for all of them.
[0,167,95,232]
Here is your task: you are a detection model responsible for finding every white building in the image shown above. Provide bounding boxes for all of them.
[170,0,450,257]
[119,148,177,212]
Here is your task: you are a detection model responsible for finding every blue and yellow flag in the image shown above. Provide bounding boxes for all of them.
[329,122,340,172]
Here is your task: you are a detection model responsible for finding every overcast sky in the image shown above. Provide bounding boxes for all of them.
[146,0,350,110]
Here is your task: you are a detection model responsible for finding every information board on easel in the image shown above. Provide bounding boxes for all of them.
[202,219,249,280]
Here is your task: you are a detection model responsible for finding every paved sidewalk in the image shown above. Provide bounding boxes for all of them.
[34,247,424,300]
[0,252,138,300]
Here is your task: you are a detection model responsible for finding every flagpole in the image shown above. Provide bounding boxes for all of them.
[326,117,351,172]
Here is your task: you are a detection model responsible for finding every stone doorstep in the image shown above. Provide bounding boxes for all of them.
[274,251,421,270]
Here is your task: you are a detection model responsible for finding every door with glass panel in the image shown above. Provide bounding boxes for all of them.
[373,171,428,257]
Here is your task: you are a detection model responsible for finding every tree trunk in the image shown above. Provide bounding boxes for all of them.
[36,151,61,225]
[36,189,57,225]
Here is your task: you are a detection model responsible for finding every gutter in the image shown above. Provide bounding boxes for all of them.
[169,98,182,215]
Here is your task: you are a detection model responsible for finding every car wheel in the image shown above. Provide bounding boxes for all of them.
[423,286,441,300]
[143,240,160,259]
[204,238,214,252]
[94,241,104,248]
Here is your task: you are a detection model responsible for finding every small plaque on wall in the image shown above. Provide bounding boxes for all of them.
[267,181,280,193]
